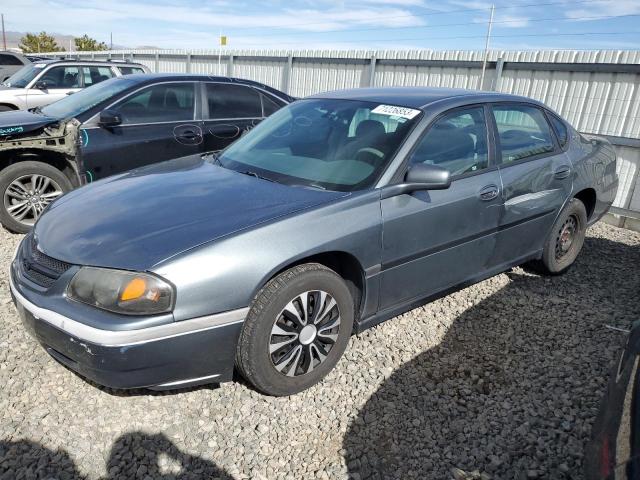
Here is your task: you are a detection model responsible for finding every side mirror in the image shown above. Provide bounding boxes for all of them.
[34,80,49,90]
[99,109,122,128]
[405,163,451,189]
[381,164,451,199]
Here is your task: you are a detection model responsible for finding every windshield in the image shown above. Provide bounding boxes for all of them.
[41,77,137,119]
[3,63,47,88]
[218,98,422,191]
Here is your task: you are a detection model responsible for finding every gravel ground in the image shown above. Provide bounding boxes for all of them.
[0,222,639,480]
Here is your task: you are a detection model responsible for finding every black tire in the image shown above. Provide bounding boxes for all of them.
[236,263,354,396]
[0,105,16,112]
[0,161,73,234]
[531,198,588,275]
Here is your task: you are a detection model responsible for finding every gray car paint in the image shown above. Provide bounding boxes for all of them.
[25,88,618,330]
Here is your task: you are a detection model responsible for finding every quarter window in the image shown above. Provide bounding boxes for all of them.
[206,83,262,119]
[492,105,555,163]
[262,94,284,116]
[410,106,489,176]
[548,114,569,148]
[118,66,145,76]
[114,82,195,123]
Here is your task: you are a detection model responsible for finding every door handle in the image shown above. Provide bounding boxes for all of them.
[554,166,571,179]
[479,185,499,201]
[178,130,199,139]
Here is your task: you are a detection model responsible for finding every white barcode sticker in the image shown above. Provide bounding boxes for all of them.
[371,104,421,119]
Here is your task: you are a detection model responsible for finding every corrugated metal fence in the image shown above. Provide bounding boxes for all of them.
[43,49,640,228]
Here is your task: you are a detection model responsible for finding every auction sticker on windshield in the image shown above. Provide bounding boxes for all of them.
[371,104,421,119]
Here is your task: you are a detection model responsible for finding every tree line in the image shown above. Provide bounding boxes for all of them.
[19,32,108,53]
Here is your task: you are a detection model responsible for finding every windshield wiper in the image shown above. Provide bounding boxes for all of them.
[240,170,276,183]
[29,106,43,114]
[202,151,221,165]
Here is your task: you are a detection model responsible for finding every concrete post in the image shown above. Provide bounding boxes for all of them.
[369,55,377,87]
[492,57,504,91]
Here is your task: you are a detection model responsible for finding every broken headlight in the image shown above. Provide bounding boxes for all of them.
[67,267,174,315]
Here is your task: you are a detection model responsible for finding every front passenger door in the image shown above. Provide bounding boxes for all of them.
[81,82,203,180]
[379,105,503,311]
[26,65,82,108]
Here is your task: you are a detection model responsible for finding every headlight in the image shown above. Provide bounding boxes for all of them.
[67,267,174,315]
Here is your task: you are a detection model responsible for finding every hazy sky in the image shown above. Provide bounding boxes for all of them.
[3,0,640,51]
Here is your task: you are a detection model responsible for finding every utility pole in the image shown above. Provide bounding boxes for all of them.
[479,4,495,90]
[1,14,6,51]
[110,32,113,50]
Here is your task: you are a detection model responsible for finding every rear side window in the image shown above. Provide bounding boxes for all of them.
[114,82,195,123]
[206,83,262,119]
[82,66,115,87]
[492,105,555,164]
[548,113,569,148]
[119,66,145,76]
[410,106,489,176]
[0,54,23,66]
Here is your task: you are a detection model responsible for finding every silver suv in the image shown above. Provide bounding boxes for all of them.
[0,59,150,111]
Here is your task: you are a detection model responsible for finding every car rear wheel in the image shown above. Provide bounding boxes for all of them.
[236,263,354,396]
[0,161,73,234]
[531,198,588,275]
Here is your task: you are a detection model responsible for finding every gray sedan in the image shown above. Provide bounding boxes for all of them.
[10,87,618,396]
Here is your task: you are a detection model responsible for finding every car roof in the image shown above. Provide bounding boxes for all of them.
[115,73,294,100]
[33,58,144,67]
[309,86,542,110]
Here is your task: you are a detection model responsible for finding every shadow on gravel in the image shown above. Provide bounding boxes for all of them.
[0,431,232,480]
[344,236,640,480]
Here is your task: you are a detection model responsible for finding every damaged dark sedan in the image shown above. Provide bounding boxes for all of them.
[0,74,292,232]
[10,87,618,396]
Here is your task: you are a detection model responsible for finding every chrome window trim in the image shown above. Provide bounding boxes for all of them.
[84,80,199,126]
[10,277,248,347]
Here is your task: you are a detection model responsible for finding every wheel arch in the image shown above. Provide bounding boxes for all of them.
[259,250,366,324]
[0,103,19,111]
[0,148,80,187]
[573,187,596,220]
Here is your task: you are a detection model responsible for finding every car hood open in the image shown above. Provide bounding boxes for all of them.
[0,109,59,136]
[34,155,348,271]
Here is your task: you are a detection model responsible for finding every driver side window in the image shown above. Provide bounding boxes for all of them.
[410,106,489,176]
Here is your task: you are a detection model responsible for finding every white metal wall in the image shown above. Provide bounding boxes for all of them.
[41,48,640,220]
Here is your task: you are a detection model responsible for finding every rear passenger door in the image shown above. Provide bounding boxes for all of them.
[82,81,203,180]
[80,65,116,88]
[491,103,573,264]
[201,83,273,152]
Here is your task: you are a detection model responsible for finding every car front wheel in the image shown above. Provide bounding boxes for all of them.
[0,161,73,233]
[236,263,354,396]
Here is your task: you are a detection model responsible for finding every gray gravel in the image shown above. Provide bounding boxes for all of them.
[0,222,638,480]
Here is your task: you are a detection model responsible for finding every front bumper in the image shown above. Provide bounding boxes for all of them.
[10,271,247,390]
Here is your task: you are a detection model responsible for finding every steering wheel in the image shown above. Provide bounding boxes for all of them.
[355,147,384,165]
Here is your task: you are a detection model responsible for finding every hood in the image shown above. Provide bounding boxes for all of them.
[34,155,348,270]
[0,109,59,136]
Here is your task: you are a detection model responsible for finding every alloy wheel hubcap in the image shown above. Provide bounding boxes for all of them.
[3,174,62,226]
[269,290,341,377]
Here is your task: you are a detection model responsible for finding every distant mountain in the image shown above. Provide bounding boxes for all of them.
[2,30,129,52]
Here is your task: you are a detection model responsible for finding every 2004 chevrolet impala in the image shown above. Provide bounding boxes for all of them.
[10,87,618,396]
